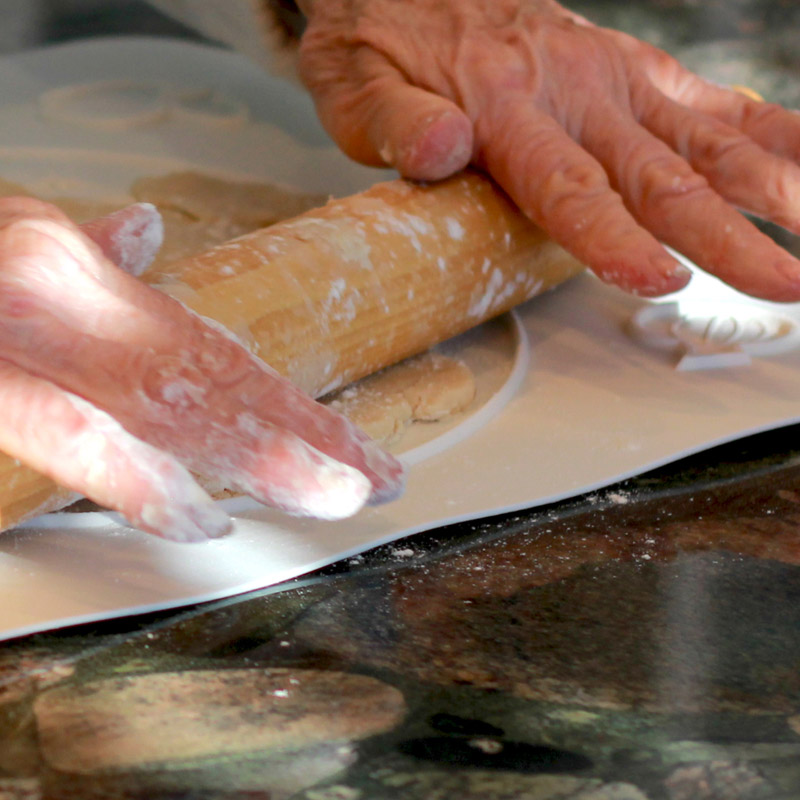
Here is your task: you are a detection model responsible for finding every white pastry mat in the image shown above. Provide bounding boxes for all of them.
[0,37,799,641]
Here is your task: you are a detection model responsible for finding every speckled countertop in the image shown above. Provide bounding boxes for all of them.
[1,2,800,798]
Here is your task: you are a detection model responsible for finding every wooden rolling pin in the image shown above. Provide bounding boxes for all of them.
[0,170,584,530]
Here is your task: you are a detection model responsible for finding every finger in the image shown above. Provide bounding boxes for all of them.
[697,92,800,164]
[175,339,407,508]
[185,409,374,520]
[79,202,164,276]
[300,46,473,180]
[0,198,172,343]
[0,360,230,542]
[628,37,800,162]
[477,101,691,296]
[0,208,405,512]
[638,92,800,233]
[582,106,800,301]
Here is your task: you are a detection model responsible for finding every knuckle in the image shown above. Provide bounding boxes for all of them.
[141,354,211,411]
[194,324,258,389]
[139,332,254,415]
[740,100,786,131]
[628,152,710,215]
[537,158,608,219]
[0,286,38,321]
[684,123,753,171]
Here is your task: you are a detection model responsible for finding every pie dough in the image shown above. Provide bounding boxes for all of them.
[324,351,477,448]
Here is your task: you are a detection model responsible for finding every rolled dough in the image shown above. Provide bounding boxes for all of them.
[324,351,477,448]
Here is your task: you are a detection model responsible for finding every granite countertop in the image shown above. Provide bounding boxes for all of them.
[1,1,799,798]
[4,428,800,799]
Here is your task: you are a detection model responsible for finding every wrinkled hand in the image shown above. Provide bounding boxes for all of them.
[0,198,404,541]
[298,0,800,300]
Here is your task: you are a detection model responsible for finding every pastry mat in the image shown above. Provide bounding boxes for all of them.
[0,38,798,641]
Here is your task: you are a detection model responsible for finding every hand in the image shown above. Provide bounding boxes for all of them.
[297,0,800,301]
[0,198,404,541]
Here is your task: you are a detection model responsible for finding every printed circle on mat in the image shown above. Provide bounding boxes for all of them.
[629,301,800,369]
[39,81,248,131]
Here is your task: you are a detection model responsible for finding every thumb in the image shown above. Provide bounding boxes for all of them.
[80,203,164,277]
[301,50,473,181]
[369,85,474,181]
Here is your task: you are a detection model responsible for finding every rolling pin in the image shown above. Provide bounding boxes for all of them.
[0,170,584,531]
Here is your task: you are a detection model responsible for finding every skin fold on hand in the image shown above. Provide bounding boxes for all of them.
[0,198,405,542]
[297,0,800,301]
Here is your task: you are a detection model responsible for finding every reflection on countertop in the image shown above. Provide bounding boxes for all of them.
[4,427,800,798]
[1,1,800,798]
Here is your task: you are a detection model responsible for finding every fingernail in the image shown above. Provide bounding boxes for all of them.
[366,463,406,505]
[114,203,164,276]
[636,254,692,296]
[185,501,234,540]
[81,202,164,276]
[298,457,372,521]
[347,430,406,505]
[402,111,473,181]
[653,253,692,281]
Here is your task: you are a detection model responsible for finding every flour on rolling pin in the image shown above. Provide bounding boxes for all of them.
[127,172,531,457]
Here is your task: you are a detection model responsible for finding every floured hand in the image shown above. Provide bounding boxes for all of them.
[297,0,800,300]
[0,198,404,542]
